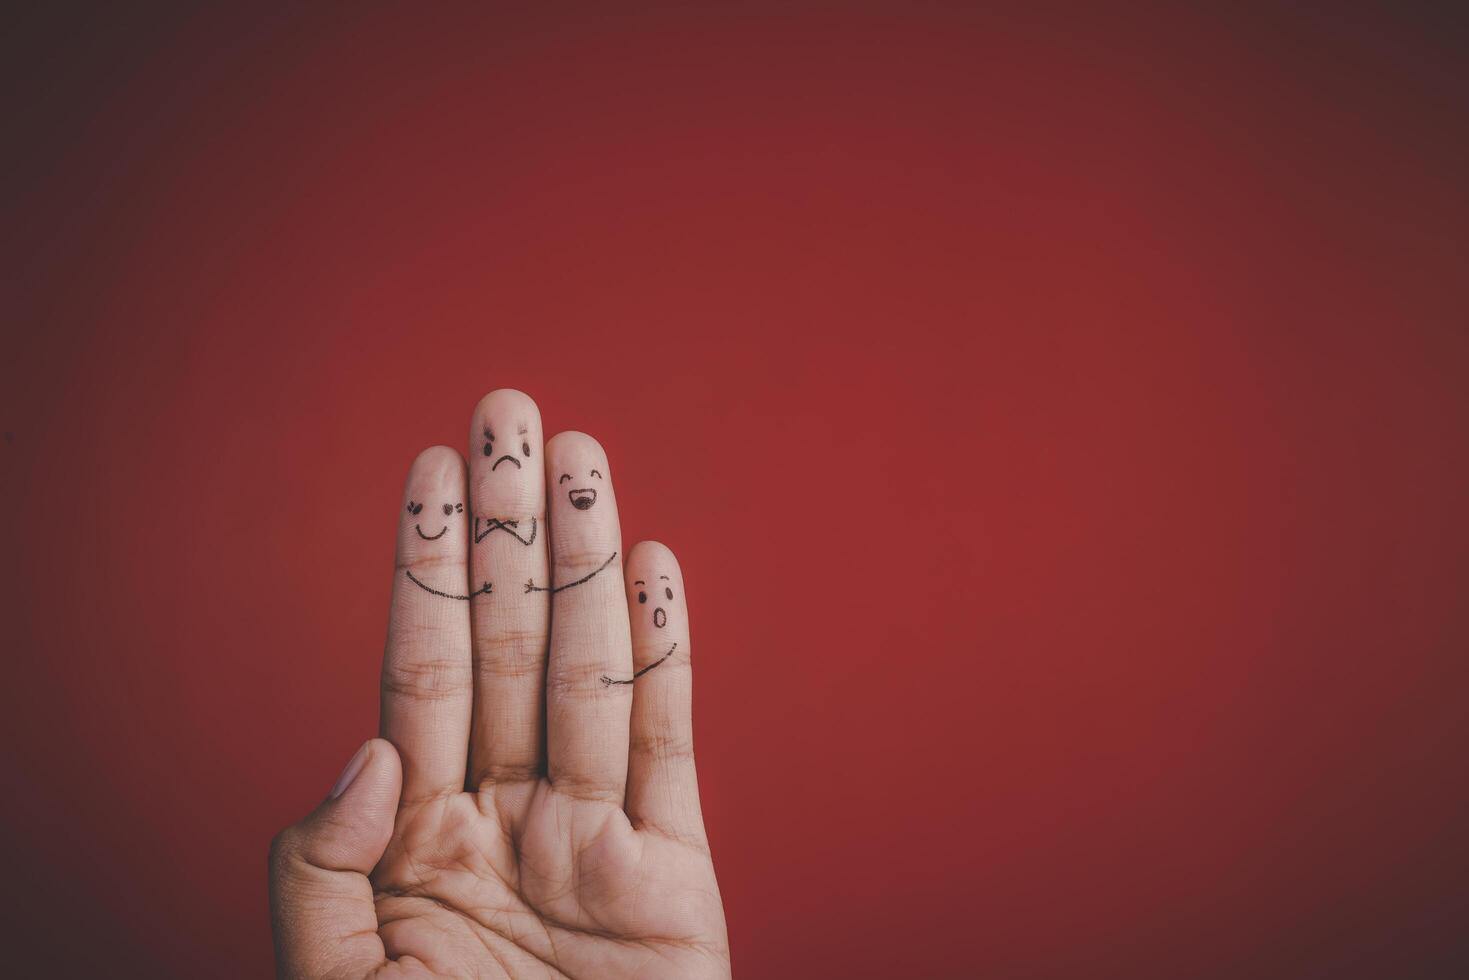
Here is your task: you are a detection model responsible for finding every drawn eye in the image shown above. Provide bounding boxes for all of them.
[638,591,647,604]
[409,502,422,515]
[406,501,415,514]
[559,473,571,483]
[522,441,531,457]
[590,469,603,479]
[665,587,674,600]
[483,443,493,456]
[443,503,453,515]
[455,503,463,513]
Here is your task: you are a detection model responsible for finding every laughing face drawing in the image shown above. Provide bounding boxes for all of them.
[558,468,603,510]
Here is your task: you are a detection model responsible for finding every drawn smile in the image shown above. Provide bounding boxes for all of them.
[568,488,597,510]
[415,524,448,540]
[491,454,522,471]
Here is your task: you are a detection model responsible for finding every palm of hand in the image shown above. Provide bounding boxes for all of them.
[269,390,729,979]
[375,788,726,977]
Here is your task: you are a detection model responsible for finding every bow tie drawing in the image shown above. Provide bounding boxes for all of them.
[474,515,538,547]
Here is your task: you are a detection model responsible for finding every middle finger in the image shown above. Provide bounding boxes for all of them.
[467,388,551,786]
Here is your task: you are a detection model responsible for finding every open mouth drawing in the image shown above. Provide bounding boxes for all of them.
[568,488,597,510]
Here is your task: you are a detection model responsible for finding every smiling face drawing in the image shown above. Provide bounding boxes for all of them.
[483,424,533,472]
[559,469,603,510]
[402,494,489,600]
[407,499,463,540]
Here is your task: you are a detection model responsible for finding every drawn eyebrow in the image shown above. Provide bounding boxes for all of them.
[658,575,670,580]
[559,473,571,483]
[590,468,603,478]
[634,580,645,586]
[483,427,494,440]
[517,423,528,435]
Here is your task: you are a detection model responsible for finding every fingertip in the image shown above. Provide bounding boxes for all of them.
[316,738,403,865]
[545,430,608,466]
[406,444,466,483]
[361,737,402,785]
[545,432,619,558]
[472,387,542,425]
[355,738,403,819]
[627,540,681,577]
[471,391,545,512]
[329,738,401,805]
[626,541,686,604]
[397,446,470,558]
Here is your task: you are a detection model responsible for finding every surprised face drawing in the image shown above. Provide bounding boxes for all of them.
[636,575,675,630]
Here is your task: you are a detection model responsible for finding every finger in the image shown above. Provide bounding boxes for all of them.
[543,431,632,803]
[382,446,473,803]
[467,389,550,785]
[270,739,401,979]
[620,542,707,849]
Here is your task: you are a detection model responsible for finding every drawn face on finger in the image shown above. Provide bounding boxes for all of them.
[406,499,464,541]
[483,423,533,473]
[474,394,546,524]
[635,575,675,630]
[558,469,603,510]
[602,573,678,686]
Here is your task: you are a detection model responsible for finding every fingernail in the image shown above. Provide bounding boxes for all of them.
[329,741,370,799]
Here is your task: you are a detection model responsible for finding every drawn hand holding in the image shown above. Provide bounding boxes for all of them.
[269,389,728,979]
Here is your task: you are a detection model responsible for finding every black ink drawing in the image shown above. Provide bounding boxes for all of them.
[635,575,674,628]
[525,551,618,594]
[474,515,538,546]
[601,643,677,687]
[405,570,493,601]
[484,424,532,470]
[559,468,604,510]
[408,500,462,540]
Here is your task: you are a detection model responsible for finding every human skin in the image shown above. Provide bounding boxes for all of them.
[268,389,730,978]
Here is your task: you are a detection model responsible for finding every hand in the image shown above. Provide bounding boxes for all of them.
[269,390,730,978]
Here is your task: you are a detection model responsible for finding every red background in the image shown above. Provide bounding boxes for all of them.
[4,4,1467,977]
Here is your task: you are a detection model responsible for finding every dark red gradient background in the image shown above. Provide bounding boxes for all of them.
[4,4,1467,977]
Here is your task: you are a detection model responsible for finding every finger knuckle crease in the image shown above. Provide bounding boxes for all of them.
[382,657,468,702]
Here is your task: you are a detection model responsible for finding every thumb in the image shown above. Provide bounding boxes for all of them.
[269,738,401,980]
